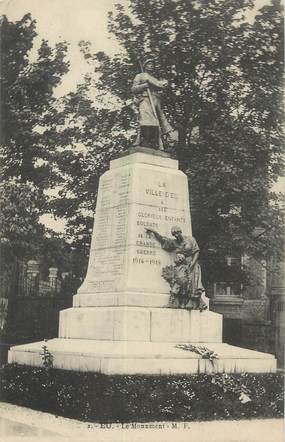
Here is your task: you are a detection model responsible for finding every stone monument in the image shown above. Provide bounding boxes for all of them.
[8,60,276,374]
[9,148,276,374]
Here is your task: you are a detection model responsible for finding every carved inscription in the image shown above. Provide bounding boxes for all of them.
[89,171,132,290]
[133,179,187,266]
[88,169,190,292]
[145,188,178,199]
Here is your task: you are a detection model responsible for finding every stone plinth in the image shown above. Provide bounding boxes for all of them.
[8,149,277,374]
[59,308,222,343]
[76,151,191,307]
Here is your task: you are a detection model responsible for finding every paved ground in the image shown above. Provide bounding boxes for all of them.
[0,402,283,442]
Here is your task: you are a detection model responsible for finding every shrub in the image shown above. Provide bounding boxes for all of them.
[0,364,283,422]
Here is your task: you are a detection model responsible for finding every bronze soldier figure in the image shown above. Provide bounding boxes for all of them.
[132,58,178,150]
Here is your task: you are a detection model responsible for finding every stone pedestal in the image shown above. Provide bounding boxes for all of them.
[8,149,277,374]
[58,308,222,343]
[76,151,191,307]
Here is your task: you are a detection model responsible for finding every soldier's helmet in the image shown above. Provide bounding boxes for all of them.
[143,58,155,69]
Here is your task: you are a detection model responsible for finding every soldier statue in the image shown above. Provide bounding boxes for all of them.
[132,58,178,150]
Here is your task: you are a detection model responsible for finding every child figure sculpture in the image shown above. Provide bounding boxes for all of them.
[145,226,208,311]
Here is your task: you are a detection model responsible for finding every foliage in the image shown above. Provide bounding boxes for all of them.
[40,342,54,370]
[51,0,284,284]
[0,180,45,261]
[0,364,283,422]
[0,13,69,188]
[0,177,83,287]
[176,344,219,362]
[0,14,83,279]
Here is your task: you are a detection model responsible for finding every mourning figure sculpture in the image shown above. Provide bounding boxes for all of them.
[145,226,208,310]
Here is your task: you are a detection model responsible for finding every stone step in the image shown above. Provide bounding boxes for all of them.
[8,339,276,375]
[58,307,222,343]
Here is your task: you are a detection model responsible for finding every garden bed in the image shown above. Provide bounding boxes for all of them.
[0,364,283,423]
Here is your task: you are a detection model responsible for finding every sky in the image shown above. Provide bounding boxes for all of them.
[1,0,271,97]
[1,0,127,96]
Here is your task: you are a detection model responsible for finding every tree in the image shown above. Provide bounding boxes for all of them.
[0,13,69,189]
[0,180,45,263]
[0,14,74,276]
[53,0,284,286]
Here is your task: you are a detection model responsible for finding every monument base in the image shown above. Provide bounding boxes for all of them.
[8,306,276,374]
[8,339,276,375]
[58,308,221,342]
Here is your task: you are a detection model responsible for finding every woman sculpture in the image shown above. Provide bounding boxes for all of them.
[145,226,208,310]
